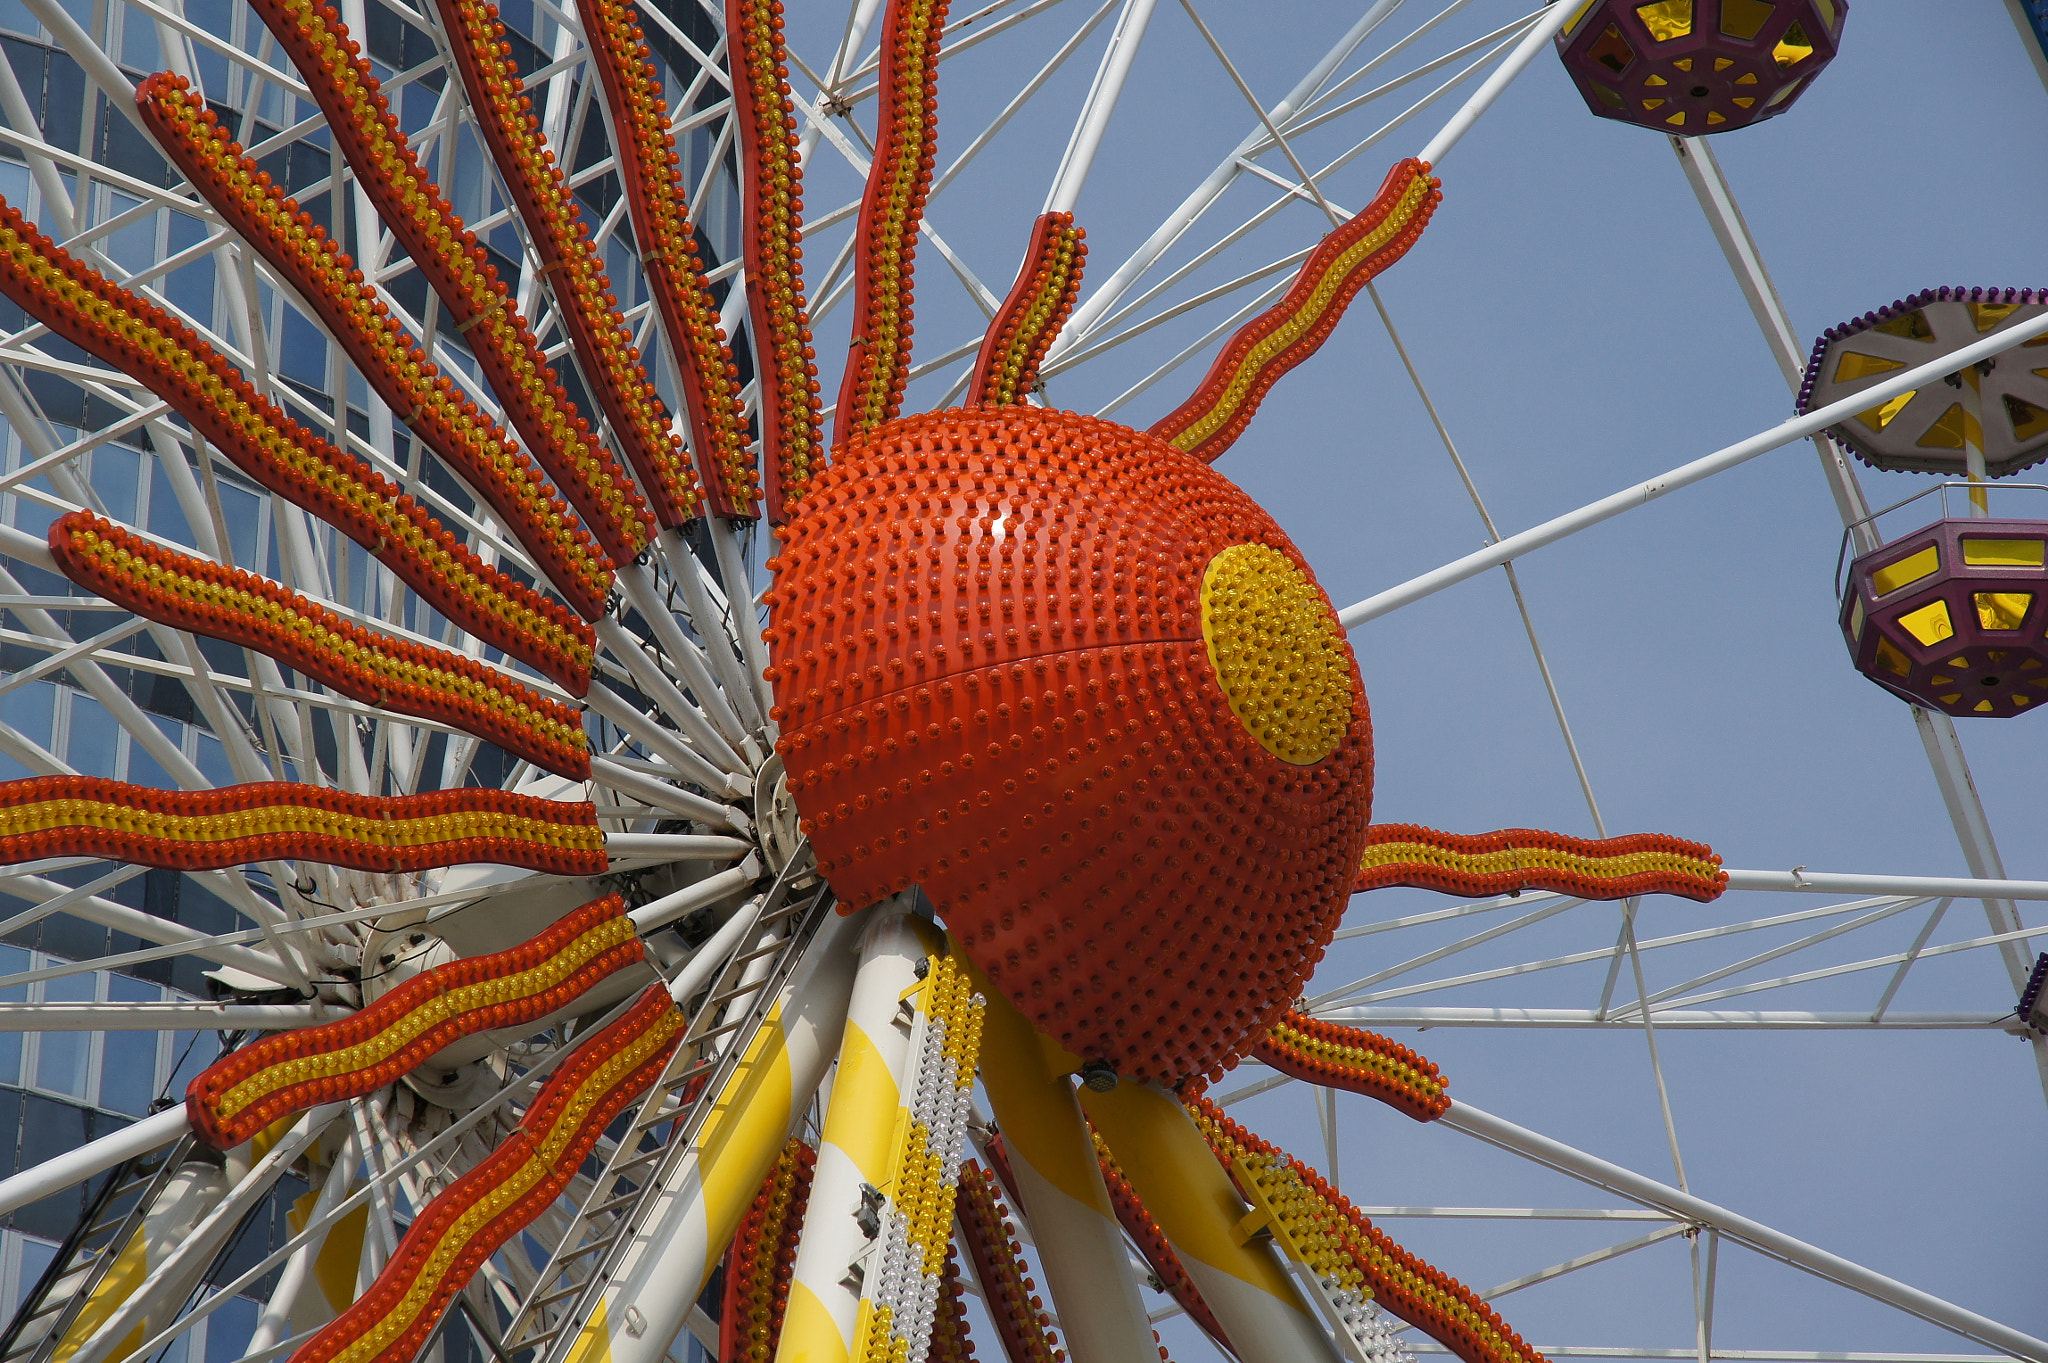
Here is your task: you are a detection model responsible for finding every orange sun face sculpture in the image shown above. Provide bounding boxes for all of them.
[767,407,1373,1084]
[0,0,1748,1359]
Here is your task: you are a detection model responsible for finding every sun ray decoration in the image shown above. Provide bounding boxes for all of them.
[1148,159,1442,464]
[729,0,825,517]
[50,513,593,775]
[1252,1010,1450,1122]
[926,1243,979,1363]
[135,75,637,603]
[1189,1096,1542,1363]
[720,1140,816,1363]
[244,0,697,532]
[185,895,644,1146]
[0,202,597,689]
[0,775,604,876]
[0,2,1749,1362]
[1091,1128,1233,1353]
[429,0,701,530]
[1356,824,1728,901]
[971,213,1087,408]
[954,1161,1067,1363]
[837,0,949,437]
[583,0,756,516]
[291,986,683,1363]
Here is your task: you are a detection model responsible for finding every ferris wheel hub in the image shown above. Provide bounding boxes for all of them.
[764,406,1372,1084]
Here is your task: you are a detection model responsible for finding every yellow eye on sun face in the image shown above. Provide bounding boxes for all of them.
[1200,542,1356,767]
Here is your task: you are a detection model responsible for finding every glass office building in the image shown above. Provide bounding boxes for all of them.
[0,0,739,1353]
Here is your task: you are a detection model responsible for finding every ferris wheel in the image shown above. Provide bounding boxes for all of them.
[0,2,2037,1363]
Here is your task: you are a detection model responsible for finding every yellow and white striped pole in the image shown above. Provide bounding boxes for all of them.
[777,903,983,1363]
[566,907,862,1363]
[965,957,1157,1363]
[1080,1083,1343,1363]
[54,1109,335,1363]
[47,1158,227,1363]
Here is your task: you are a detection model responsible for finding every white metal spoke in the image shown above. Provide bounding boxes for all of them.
[0,7,2029,1363]
[1441,1101,2048,1361]
[1339,308,2048,629]
[1479,1223,1695,1302]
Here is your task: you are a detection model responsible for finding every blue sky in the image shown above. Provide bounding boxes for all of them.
[780,2,2048,1355]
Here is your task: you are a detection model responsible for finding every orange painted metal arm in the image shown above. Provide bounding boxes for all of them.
[1091,1128,1232,1354]
[971,213,1086,408]
[243,0,672,542]
[727,0,824,520]
[285,983,681,1363]
[1252,1008,1449,1122]
[954,1161,1065,1363]
[429,0,703,529]
[1357,824,1728,903]
[928,1239,978,1363]
[0,200,594,691]
[136,74,621,618]
[1149,159,1441,464]
[720,1140,815,1363]
[836,0,949,439]
[0,775,603,884]
[584,0,757,519]
[51,513,593,770]
[1189,1096,1547,1363]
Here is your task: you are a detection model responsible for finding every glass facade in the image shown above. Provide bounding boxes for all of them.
[0,951,255,1359]
[0,0,742,1351]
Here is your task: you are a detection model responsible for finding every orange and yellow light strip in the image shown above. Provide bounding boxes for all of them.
[136,74,619,616]
[189,895,639,1148]
[1190,1095,1547,1363]
[1149,158,1441,464]
[1356,824,1727,903]
[0,776,603,886]
[430,0,701,529]
[953,1161,1064,1363]
[585,0,757,518]
[286,983,681,1363]
[720,1140,815,1363]
[728,0,823,519]
[1253,1008,1449,1122]
[971,212,1085,408]
[52,513,593,769]
[0,200,594,689]
[837,0,949,439]
[1091,1127,1231,1353]
[245,0,672,545]
[927,1242,976,1363]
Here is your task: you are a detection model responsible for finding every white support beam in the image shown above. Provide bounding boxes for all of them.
[1337,309,2048,629]
[1723,867,2048,901]
[1440,1101,2048,1362]
[1044,0,1160,213]
[1667,134,2048,1107]
[1414,1,1569,167]
[1318,1008,2015,1031]
[1354,1206,1675,1221]
[1054,0,1405,351]
[1409,1342,2015,1350]
[2002,0,2048,97]
[1480,1223,1694,1301]
[0,1106,190,1217]
[604,833,755,862]
[0,1002,342,1031]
